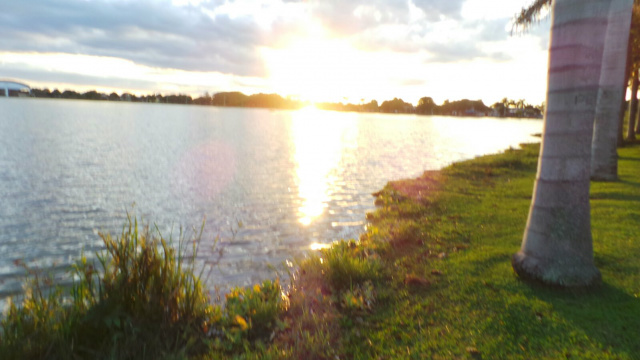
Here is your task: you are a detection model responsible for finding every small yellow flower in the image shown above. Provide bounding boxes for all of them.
[235,315,249,331]
[253,284,261,293]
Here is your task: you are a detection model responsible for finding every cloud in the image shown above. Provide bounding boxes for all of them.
[304,0,530,65]
[348,17,517,63]
[0,52,272,96]
[474,18,510,42]
[0,0,549,103]
[0,0,545,72]
[0,0,269,76]
[1,65,161,92]
[305,0,466,39]
[424,41,484,63]
[411,0,465,20]
[309,0,410,37]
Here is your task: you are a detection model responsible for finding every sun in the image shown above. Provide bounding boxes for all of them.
[261,25,379,104]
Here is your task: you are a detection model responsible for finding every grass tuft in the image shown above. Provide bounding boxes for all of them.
[0,216,288,359]
[1,216,218,359]
[323,240,382,293]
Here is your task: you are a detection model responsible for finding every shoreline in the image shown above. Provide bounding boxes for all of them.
[275,141,640,359]
[3,141,639,359]
[4,95,545,120]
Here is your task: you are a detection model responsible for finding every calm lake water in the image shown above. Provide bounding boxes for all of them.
[0,98,542,297]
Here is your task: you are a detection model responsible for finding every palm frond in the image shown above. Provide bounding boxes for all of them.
[512,0,553,34]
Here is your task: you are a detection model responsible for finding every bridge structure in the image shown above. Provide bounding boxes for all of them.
[0,80,31,97]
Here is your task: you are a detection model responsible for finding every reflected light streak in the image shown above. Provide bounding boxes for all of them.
[310,242,332,251]
[291,107,357,226]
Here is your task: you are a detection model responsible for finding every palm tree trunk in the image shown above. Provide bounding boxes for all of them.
[619,37,633,145]
[629,73,639,138]
[512,0,610,287]
[636,104,640,135]
[591,0,634,180]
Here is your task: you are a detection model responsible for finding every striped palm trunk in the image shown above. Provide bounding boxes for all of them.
[591,0,634,180]
[513,0,611,287]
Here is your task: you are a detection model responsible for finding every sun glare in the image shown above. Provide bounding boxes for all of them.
[292,107,335,225]
[291,107,357,226]
[261,23,384,103]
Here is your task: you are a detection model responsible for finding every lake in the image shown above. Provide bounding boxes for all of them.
[0,98,542,297]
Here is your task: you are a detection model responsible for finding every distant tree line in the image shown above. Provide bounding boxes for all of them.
[320,97,542,118]
[30,88,305,109]
[31,88,196,104]
[416,97,543,118]
[28,87,543,118]
[204,92,302,109]
[315,100,379,113]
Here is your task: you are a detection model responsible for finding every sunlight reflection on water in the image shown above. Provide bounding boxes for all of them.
[292,107,358,226]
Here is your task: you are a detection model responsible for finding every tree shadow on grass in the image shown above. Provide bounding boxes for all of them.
[594,253,640,274]
[618,156,640,162]
[589,192,640,202]
[465,252,640,358]
[517,281,640,358]
[618,179,640,188]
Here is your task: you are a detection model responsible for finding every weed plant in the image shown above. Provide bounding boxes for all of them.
[0,216,285,360]
[324,240,382,293]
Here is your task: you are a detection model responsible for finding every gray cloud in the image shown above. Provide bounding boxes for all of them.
[487,51,513,62]
[411,0,465,20]
[425,41,484,62]
[473,19,510,42]
[0,0,267,76]
[319,1,526,64]
[352,18,516,63]
[306,0,466,38]
[0,63,163,92]
[532,21,552,50]
[0,61,254,96]
[424,40,514,63]
[310,0,410,36]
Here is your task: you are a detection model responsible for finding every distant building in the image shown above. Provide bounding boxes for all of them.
[0,80,31,97]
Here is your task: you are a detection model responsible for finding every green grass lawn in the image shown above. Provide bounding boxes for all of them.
[310,142,640,360]
[3,142,640,359]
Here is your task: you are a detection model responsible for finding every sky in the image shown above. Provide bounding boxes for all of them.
[0,0,551,106]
